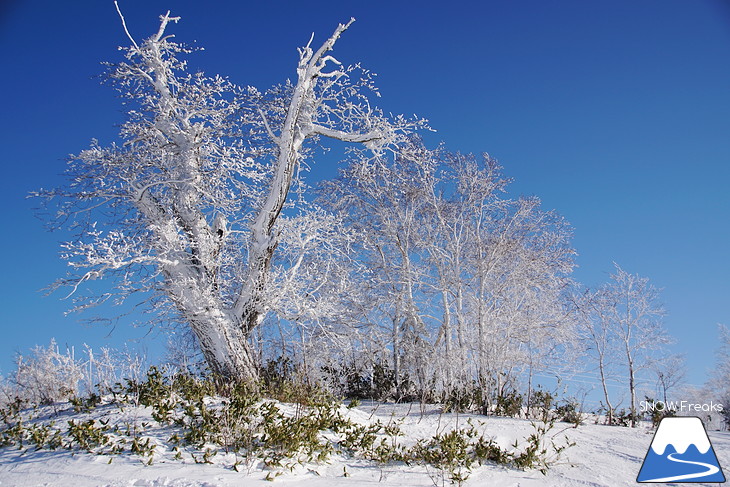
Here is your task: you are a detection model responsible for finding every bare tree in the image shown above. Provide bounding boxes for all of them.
[34,12,419,381]
[574,288,620,425]
[320,139,435,397]
[600,264,670,427]
[652,354,685,404]
[321,139,575,400]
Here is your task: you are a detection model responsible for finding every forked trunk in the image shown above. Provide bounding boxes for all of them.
[189,311,260,382]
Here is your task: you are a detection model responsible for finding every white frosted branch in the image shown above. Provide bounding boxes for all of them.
[319,55,341,67]
[133,178,194,202]
[257,108,280,143]
[309,123,381,143]
[153,11,181,43]
[62,269,100,300]
[114,1,139,50]
[317,70,344,79]
[307,18,355,76]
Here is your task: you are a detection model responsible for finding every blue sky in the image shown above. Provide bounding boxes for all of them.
[0,1,728,394]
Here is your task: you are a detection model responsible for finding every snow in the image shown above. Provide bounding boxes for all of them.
[2,400,728,487]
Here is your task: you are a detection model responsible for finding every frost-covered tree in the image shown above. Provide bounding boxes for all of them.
[35,12,419,381]
[321,139,575,399]
[651,353,684,404]
[596,264,670,427]
[319,140,434,397]
[574,288,621,425]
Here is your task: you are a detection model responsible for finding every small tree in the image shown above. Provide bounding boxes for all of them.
[574,288,620,425]
[652,354,685,404]
[600,264,670,427]
[34,11,420,381]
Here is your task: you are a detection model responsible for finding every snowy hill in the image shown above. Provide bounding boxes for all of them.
[2,399,728,487]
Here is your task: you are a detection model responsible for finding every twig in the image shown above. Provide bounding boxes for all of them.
[114,1,139,50]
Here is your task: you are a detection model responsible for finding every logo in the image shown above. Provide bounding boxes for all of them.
[637,416,726,483]
[639,400,724,414]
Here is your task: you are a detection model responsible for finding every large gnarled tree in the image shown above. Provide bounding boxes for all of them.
[36,11,418,380]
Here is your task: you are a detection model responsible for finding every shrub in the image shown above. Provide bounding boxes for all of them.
[412,426,477,485]
[66,419,110,451]
[611,408,635,427]
[0,397,28,447]
[70,392,102,413]
[512,420,575,474]
[261,356,295,390]
[337,421,382,456]
[527,389,554,422]
[494,390,523,418]
[136,366,172,407]
[11,340,83,405]
[28,421,63,450]
[442,386,482,414]
[555,400,583,427]
[372,361,397,400]
[0,365,575,480]
[320,359,400,401]
[406,419,574,484]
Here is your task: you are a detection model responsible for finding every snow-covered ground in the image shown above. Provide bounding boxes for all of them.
[1,400,727,487]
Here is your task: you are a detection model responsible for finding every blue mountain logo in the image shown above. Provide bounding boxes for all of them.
[637,416,726,483]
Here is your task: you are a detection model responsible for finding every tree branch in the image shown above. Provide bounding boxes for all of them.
[153,11,181,43]
[114,1,139,50]
[257,108,280,144]
[308,123,381,143]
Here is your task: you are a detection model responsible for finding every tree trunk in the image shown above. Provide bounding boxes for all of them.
[628,357,637,427]
[393,317,401,398]
[598,352,614,425]
[188,309,260,381]
[442,290,453,387]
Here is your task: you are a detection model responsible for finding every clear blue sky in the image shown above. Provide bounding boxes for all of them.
[0,1,728,392]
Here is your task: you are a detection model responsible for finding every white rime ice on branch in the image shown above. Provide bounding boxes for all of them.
[34,13,422,380]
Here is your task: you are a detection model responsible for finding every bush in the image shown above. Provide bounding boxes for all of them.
[10,339,83,405]
[494,390,523,418]
[321,359,401,401]
[555,400,583,427]
[512,420,575,474]
[527,389,554,422]
[66,419,110,451]
[0,397,27,447]
[612,408,635,427]
[70,392,102,413]
[412,426,478,485]
[442,386,482,414]
[372,361,397,400]
[407,419,574,485]
[0,365,575,480]
[261,356,295,390]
